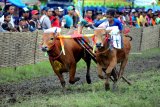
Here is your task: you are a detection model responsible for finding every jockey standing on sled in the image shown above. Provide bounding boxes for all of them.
[106,10,124,49]
[92,9,123,49]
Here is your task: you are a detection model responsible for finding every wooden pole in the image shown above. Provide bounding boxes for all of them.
[82,0,84,17]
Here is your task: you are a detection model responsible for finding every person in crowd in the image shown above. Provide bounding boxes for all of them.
[18,16,29,32]
[62,6,74,29]
[73,10,79,28]
[40,7,52,30]
[116,12,126,26]
[84,10,94,28]
[29,10,41,32]
[146,9,153,26]
[1,12,17,32]
[155,13,160,24]
[56,7,64,26]
[41,7,47,16]
[124,11,130,25]
[50,7,63,28]
[94,11,106,27]
[151,13,156,26]
[129,11,133,27]
[21,7,30,22]
[58,7,64,17]
[139,11,148,27]
[0,5,15,27]
[135,12,141,28]
[132,11,138,27]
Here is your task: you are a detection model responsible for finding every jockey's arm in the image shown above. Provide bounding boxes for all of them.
[117,20,123,33]
[94,19,106,27]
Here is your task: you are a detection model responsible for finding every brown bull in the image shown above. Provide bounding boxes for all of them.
[94,29,132,91]
[41,28,91,90]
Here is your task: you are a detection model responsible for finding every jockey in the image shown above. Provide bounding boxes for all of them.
[106,10,123,32]
[106,10,124,49]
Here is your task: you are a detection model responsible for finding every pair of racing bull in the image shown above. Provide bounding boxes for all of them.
[41,26,132,91]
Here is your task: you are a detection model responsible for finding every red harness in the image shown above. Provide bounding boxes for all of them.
[47,40,62,61]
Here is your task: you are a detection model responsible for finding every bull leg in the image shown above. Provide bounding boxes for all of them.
[83,56,92,84]
[97,63,105,79]
[69,63,80,84]
[111,68,118,82]
[105,59,117,91]
[49,60,66,88]
[118,57,128,79]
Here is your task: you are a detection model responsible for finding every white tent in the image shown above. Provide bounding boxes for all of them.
[134,0,157,6]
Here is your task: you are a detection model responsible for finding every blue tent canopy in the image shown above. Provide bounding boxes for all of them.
[8,0,26,8]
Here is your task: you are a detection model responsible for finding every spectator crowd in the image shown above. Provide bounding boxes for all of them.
[0,4,160,32]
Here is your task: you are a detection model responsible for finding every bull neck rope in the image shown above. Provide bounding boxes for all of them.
[47,39,62,61]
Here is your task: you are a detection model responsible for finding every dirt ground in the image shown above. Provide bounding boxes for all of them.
[0,55,160,105]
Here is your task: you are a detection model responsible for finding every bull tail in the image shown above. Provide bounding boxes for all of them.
[124,35,132,41]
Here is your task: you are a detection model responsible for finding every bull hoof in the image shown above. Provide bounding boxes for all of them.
[105,83,110,91]
[61,81,66,88]
[69,77,80,84]
[86,75,91,84]
[98,75,105,79]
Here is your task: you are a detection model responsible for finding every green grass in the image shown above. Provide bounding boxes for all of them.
[0,61,52,84]
[129,48,160,61]
[0,60,94,84]
[9,69,160,107]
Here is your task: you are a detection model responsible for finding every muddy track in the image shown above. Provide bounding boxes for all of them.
[0,56,160,105]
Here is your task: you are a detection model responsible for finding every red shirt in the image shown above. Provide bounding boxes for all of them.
[84,16,93,23]
[50,16,60,28]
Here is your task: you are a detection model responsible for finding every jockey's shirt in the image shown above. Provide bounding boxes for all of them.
[109,18,123,31]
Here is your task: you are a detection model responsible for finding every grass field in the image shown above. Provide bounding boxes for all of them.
[0,48,160,107]
[11,69,160,107]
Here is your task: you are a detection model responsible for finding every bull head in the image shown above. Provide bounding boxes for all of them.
[94,28,108,49]
[41,27,61,52]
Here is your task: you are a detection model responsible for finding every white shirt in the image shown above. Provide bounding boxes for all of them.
[40,15,51,30]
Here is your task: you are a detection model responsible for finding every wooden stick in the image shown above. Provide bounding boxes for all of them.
[122,76,132,85]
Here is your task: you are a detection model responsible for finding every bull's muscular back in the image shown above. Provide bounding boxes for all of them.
[62,38,84,63]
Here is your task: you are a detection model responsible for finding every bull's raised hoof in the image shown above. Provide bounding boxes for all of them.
[69,77,80,84]
[98,75,105,79]
[105,82,110,91]
[86,75,91,84]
